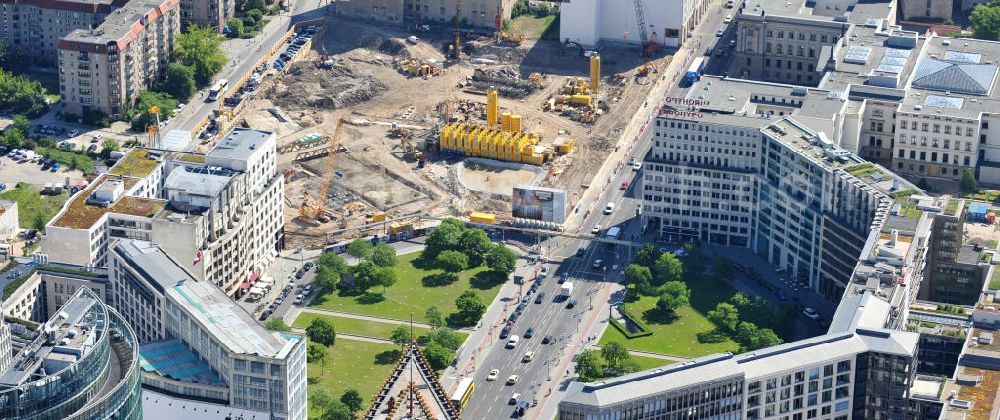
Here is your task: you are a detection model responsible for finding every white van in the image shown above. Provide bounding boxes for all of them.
[506,335,520,349]
[604,202,615,214]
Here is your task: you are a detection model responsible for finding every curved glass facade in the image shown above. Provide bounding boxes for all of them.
[0,289,142,419]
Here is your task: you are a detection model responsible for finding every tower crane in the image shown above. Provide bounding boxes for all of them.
[451,0,463,58]
[633,0,659,56]
[299,116,345,220]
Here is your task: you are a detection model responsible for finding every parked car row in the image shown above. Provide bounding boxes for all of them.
[274,26,318,71]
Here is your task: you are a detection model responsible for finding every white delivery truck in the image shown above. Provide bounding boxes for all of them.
[561,282,574,299]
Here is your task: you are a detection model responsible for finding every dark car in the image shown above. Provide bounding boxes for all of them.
[558,273,568,284]
[499,327,510,339]
[304,261,314,270]
[534,292,546,304]
[542,335,553,344]
[567,299,577,309]
[524,328,534,338]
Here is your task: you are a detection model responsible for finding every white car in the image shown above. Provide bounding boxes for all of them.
[604,202,615,214]
[591,225,601,234]
[486,368,500,381]
[506,375,520,385]
[506,335,520,349]
[633,162,642,171]
[803,307,820,320]
[522,351,534,362]
[593,259,603,269]
[509,393,521,404]
[67,129,79,137]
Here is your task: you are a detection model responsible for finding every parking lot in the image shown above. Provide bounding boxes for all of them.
[0,153,84,189]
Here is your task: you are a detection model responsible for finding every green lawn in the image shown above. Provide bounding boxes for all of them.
[308,339,399,419]
[35,147,96,174]
[512,15,559,40]
[600,275,740,358]
[293,312,433,340]
[0,184,69,229]
[309,252,503,323]
[630,355,673,371]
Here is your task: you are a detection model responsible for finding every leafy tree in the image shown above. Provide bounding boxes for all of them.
[11,114,28,134]
[35,135,56,148]
[226,18,245,38]
[390,325,411,348]
[307,343,328,375]
[736,321,783,351]
[306,318,336,346]
[340,388,364,414]
[484,244,517,275]
[239,0,266,12]
[320,401,354,420]
[680,243,705,273]
[424,220,463,257]
[0,69,48,117]
[352,259,379,291]
[623,264,652,294]
[425,305,444,329]
[175,26,227,86]
[32,213,46,231]
[633,243,660,268]
[82,109,111,127]
[371,243,397,267]
[423,341,452,370]
[424,327,464,350]
[707,302,740,332]
[656,281,691,313]
[652,252,683,286]
[961,169,977,193]
[437,250,469,273]
[315,252,349,293]
[575,349,604,381]
[246,9,264,24]
[454,290,486,325]
[131,91,177,131]
[600,341,629,372]
[729,291,752,309]
[100,139,120,159]
[373,267,397,293]
[458,228,492,266]
[971,4,1000,41]
[310,388,334,412]
[1,128,23,148]
[160,63,196,103]
[265,319,292,332]
[347,238,373,259]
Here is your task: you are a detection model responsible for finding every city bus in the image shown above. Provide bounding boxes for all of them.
[450,377,475,413]
[682,57,706,86]
[207,79,229,101]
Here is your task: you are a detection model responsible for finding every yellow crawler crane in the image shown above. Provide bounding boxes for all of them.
[299,116,345,219]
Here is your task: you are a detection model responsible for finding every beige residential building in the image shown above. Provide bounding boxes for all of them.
[0,0,126,66]
[333,0,512,27]
[57,0,179,118]
[733,11,848,86]
[901,0,952,21]
[179,0,233,31]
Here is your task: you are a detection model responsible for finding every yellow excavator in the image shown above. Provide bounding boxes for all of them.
[496,0,524,44]
[299,116,345,220]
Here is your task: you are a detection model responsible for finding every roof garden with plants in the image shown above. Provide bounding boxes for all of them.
[109,149,161,178]
[49,176,165,230]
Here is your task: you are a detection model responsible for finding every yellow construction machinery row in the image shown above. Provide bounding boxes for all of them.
[439,123,546,165]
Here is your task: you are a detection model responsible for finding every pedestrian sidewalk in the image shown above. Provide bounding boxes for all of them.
[290,327,391,344]
[296,307,475,333]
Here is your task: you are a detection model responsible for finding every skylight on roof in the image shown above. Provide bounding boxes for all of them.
[944,51,983,64]
[845,46,873,65]
[876,49,911,74]
[925,95,964,109]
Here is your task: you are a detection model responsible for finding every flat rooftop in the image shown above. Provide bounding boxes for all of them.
[763,118,861,171]
[49,175,166,230]
[109,149,162,178]
[114,239,196,293]
[139,338,225,386]
[206,128,273,163]
[165,281,293,357]
[899,37,1000,118]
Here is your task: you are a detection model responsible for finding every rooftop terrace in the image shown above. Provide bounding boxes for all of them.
[139,339,225,386]
[49,176,165,230]
[109,149,161,178]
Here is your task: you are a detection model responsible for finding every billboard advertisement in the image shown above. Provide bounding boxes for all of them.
[512,185,567,223]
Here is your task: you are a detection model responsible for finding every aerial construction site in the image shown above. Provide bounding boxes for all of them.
[241,16,670,248]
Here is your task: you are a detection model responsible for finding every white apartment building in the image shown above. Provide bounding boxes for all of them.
[43,128,285,298]
[559,0,710,47]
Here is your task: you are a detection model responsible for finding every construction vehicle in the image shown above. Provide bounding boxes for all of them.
[450,0,463,58]
[637,61,657,77]
[633,0,659,56]
[496,0,524,44]
[389,125,425,166]
[299,116,346,220]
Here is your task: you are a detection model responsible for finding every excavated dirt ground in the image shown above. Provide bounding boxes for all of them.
[245,16,671,246]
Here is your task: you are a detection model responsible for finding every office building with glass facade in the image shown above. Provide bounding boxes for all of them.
[0,288,142,419]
